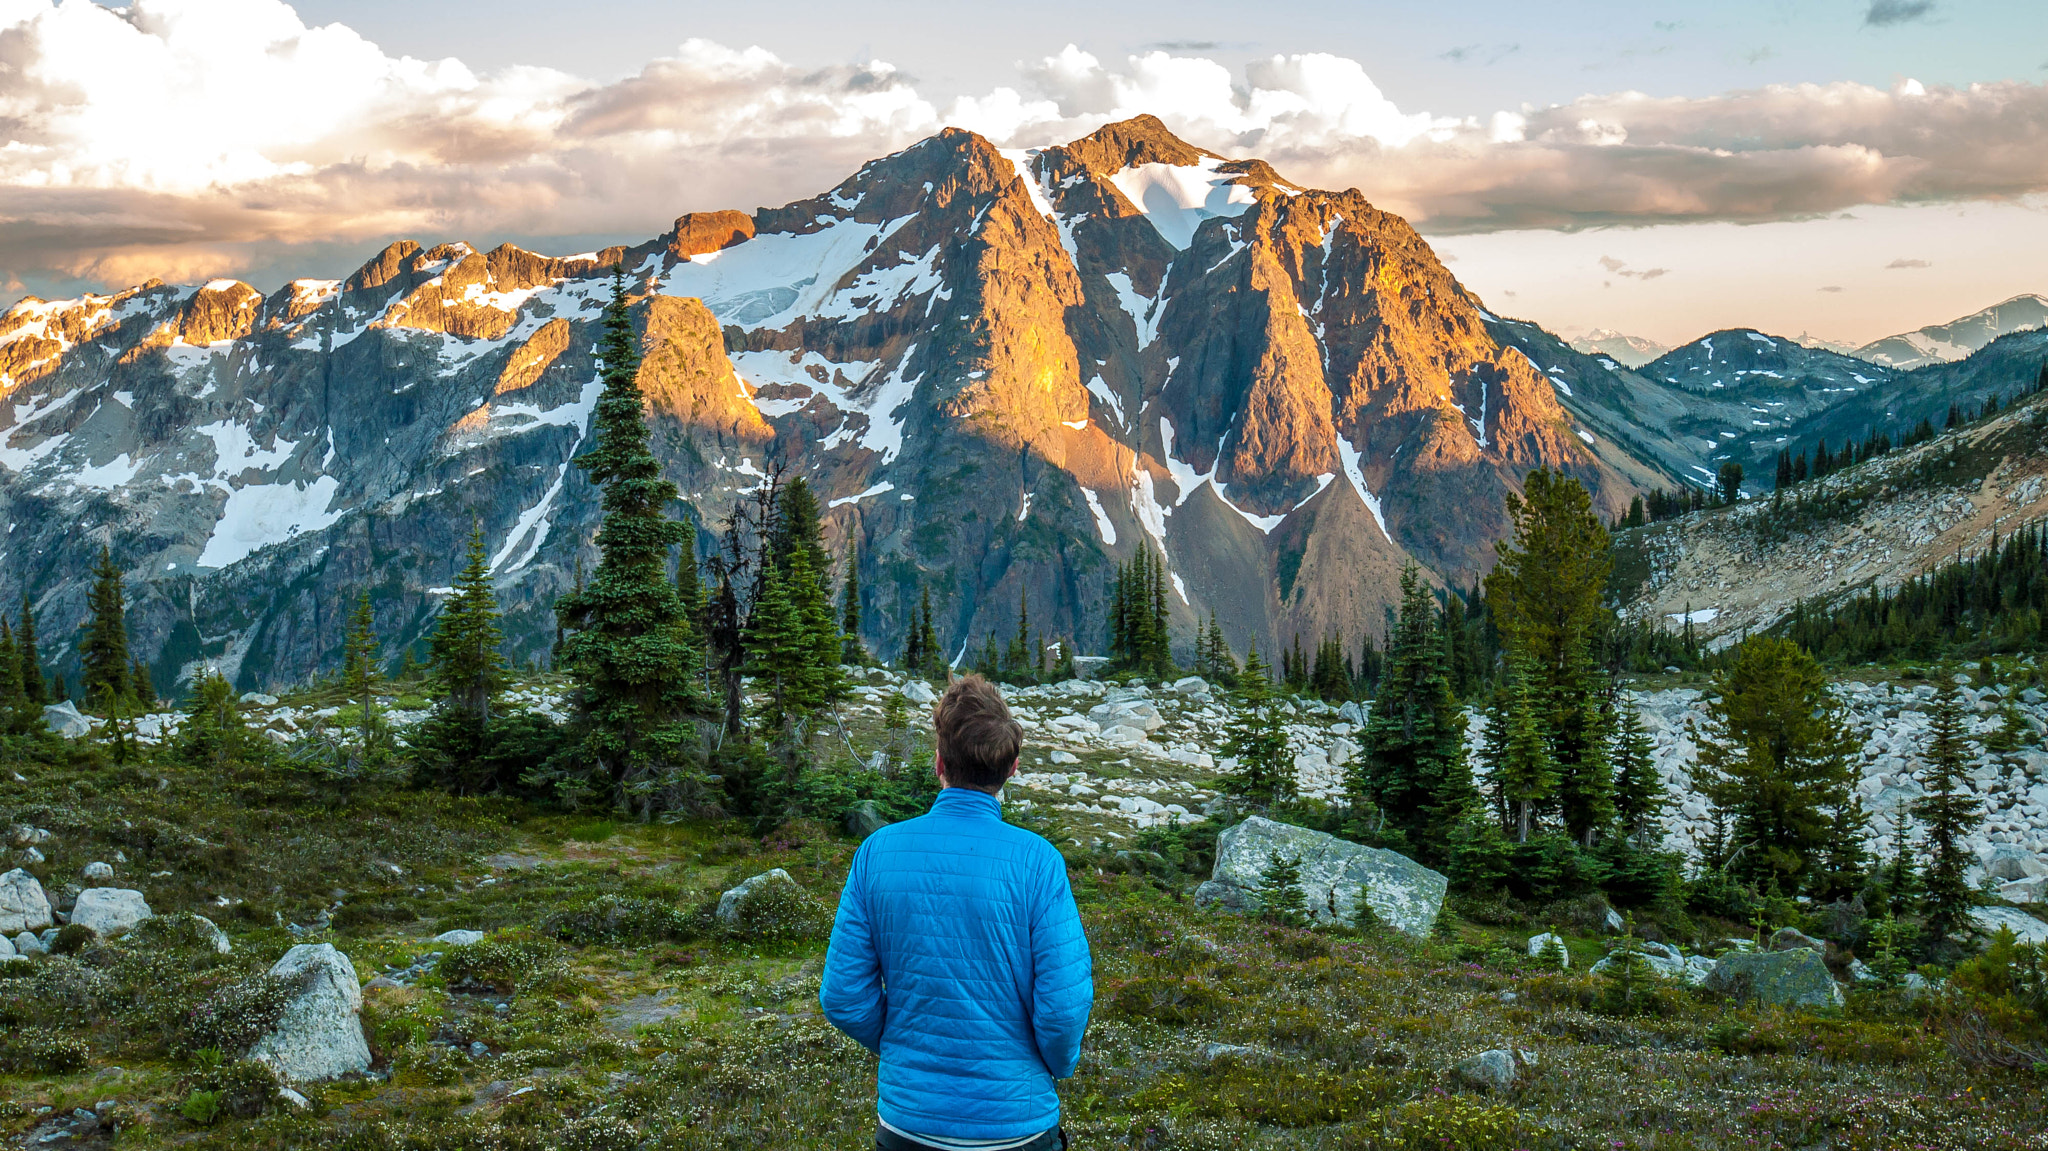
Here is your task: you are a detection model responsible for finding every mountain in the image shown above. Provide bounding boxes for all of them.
[1485,315,2047,499]
[1567,328,1668,367]
[0,116,1656,692]
[1612,379,2048,647]
[1854,293,2048,370]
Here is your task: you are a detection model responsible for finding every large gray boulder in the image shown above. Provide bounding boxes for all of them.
[1968,906,2048,945]
[1192,816,1446,937]
[1454,1049,1516,1093]
[0,869,52,935]
[1704,949,1844,1007]
[246,944,372,1083]
[1982,844,2046,882]
[70,888,152,937]
[42,701,94,739]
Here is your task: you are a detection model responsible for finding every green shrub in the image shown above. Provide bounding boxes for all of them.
[51,922,97,955]
[1133,1058,1394,1126]
[719,881,833,943]
[1106,974,1229,1024]
[437,939,571,994]
[181,973,296,1056]
[544,895,703,946]
[0,1027,89,1073]
[1340,1096,1525,1150]
[180,1089,224,1126]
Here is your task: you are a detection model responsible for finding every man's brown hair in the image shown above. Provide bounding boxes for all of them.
[933,675,1023,791]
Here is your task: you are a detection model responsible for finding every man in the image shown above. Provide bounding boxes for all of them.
[821,675,1093,1151]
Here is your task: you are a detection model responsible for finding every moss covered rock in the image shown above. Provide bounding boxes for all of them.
[1704,948,1844,1008]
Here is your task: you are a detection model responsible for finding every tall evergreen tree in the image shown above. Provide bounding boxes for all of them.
[839,541,867,666]
[1495,657,1557,843]
[902,586,927,673]
[1484,469,1616,844]
[343,590,382,747]
[429,521,508,727]
[1610,699,1665,848]
[1915,681,1984,945]
[79,545,131,709]
[1695,636,1861,893]
[553,269,708,813]
[1222,644,1292,806]
[1348,566,1474,858]
[129,656,155,709]
[17,591,43,706]
[0,619,20,719]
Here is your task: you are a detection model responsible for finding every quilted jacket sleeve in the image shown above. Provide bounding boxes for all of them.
[1028,852,1093,1078]
[819,847,886,1052]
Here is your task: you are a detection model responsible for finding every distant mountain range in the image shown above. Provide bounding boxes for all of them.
[1572,293,2048,375]
[0,116,2042,692]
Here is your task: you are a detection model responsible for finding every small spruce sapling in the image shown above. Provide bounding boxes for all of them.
[1254,851,1309,928]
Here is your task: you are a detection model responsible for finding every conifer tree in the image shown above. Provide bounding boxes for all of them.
[1222,644,1292,806]
[1254,851,1310,928]
[1484,469,1617,845]
[129,656,155,709]
[902,588,927,673]
[180,668,251,771]
[0,620,18,721]
[1695,636,1861,893]
[1349,566,1474,857]
[343,590,381,748]
[744,560,811,738]
[552,269,707,812]
[1915,681,1984,945]
[428,521,507,728]
[839,541,867,666]
[1496,657,1557,843]
[1610,699,1665,848]
[79,546,131,709]
[17,591,43,706]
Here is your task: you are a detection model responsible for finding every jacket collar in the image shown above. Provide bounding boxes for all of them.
[931,787,1002,818]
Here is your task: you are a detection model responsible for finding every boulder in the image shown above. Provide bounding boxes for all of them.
[716,868,801,926]
[1171,676,1211,697]
[246,944,372,1082]
[1454,1049,1516,1093]
[240,692,279,706]
[1982,844,2047,882]
[1769,927,1825,952]
[81,862,114,882]
[70,888,151,937]
[1337,702,1364,725]
[844,801,888,839]
[13,930,45,957]
[42,701,94,739]
[0,868,52,935]
[1967,906,2048,946]
[433,930,486,947]
[188,914,233,954]
[1048,750,1080,765]
[2000,877,2048,904]
[1192,815,1447,937]
[1590,947,1693,983]
[0,932,13,958]
[1526,932,1569,968]
[1704,949,1844,1007]
[900,680,938,705]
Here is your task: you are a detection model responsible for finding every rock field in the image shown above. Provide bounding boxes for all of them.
[43,665,2048,899]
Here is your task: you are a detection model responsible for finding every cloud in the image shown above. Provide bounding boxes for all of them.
[1886,258,1934,268]
[1,0,2046,295]
[1865,1,1936,27]
[1819,285,1844,292]
[1598,256,1670,280]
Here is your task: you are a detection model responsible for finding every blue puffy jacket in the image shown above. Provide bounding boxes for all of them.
[820,787,1093,1141]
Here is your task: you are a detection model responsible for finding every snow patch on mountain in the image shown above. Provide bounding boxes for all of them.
[196,476,344,569]
[1108,157,1256,251]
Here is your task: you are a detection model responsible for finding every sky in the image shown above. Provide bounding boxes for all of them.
[1,0,2043,347]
